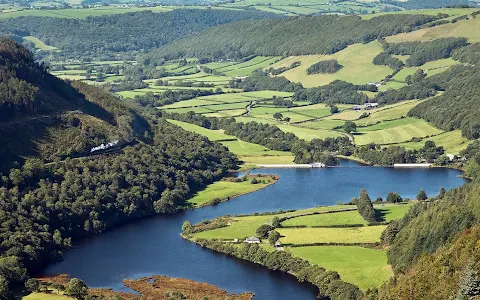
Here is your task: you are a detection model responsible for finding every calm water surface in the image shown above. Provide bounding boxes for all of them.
[43,161,465,299]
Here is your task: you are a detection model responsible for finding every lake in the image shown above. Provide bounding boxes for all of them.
[43,160,466,299]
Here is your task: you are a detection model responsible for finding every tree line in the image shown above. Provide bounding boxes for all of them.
[144,14,439,63]
[0,9,277,61]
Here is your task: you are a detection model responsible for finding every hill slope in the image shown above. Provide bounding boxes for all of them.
[143,14,439,62]
[0,9,278,60]
[0,38,238,299]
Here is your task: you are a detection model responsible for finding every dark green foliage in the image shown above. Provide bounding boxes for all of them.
[66,278,88,299]
[145,14,438,61]
[0,39,238,291]
[195,240,363,300]
[133,89,219,108]
[228,69,303,92]
[380,0,474,9]
[355,143,444,165]
[408,65,480,139]
[343,121,357,134]
[454,262,480,300]
[384,183,477,273]
[268,231,281,245]
[386,192,403,203]
[416,189,428,201]
[373,52,404,70]
[330,105,339,114]
[272,216,280,228]
[272,96,293,108]
[294,80,374,105]
[25,278,41,292]
[0,10,277,60]
[306,59,343,75]
[385,37,468,66]
[453,43,480,64]
[165,112,352,165]
[256,224,273,238]
[356,189,377,223]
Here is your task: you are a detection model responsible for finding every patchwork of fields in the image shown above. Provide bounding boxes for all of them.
[190,202,412,290]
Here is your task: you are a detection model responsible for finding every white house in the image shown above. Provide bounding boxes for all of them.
[245,236,261,244]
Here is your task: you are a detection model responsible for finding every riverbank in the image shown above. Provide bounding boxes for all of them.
[25,275,253,300]
[185,174,279,208]
[182,200,414,293]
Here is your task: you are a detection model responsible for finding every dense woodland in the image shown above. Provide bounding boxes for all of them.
[306,60,343,75]
[0,9,277,60]
[144,14,439,62]
[228,69,303,92]
[384,37,468,66]
[0,40,238,299]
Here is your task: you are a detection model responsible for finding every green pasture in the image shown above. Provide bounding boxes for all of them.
[362,7,479,20]
[220,140,285,156]
[161,99,219,109]
[168,120,235,141]
[23,291,73,300]
[396,130,470,154]
[277,226,387,244]
[193,206,351,240]
[205,109,247,118]
[289,246,392,290]
[378,81,407,92]
[276,124,344,141]
[187,177,273,207]
[300,119,345,130]
[355,120,443,145]
[392,58,459,82]
[374,203,412,222]
[164,107,214,114]
[269,41,392,87]
[203,102,250,111]
[359,117,422,131]
[386,16,480,43]
[24,36,58,51]
[281,210,368,227]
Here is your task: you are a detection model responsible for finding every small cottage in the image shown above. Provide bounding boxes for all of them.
[245,236,261,244]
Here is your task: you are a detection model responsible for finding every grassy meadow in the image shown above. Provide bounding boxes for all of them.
[190,202,411,290]
[269,41,392,87]
[187,176,276,207]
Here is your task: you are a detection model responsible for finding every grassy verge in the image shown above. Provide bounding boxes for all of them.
[187,175,278,208]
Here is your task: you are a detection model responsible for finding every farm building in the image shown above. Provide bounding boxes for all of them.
[245,236,261,244]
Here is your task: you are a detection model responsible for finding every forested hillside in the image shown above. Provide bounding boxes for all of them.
[0,39,238,299]
[0,9,277,60]
[381,0,476,9]
[143,14,438,62]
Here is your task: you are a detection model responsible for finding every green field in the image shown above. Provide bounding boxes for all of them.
[187,177,274,207]
[168,120,235,141]
[269,41,393,87]
[386,16,480,43]
[355,119,443,145]
[300,119,345,130]
[24,36,58,51]
[168,120,294,164]
[392,58,459,82]
[396,130,470,154]
[23,291,72,300]
[375,203,412,222]
[281,210,368,227]
[277,226,387,244]
[289,246,392,290]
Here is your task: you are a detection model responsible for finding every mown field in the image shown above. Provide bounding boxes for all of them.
[187,176,276,207]
[190,202,411,290]
[168,120,295,165]
[269,41,392,87]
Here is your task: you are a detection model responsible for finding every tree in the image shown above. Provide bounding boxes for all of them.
[182,221,193,234]
[343,121,357,134]
[256,224,273,238]
[417,189,428,201]
[283,117,291,123]
[356,189,376,223]
[273,113,283,121]
[271,216,280,228]
[454,263,480,300]
[330,105,339,114]
[0,276,8,300]
[387,192,403,203]
[268,231,281,245]
[66,278,88,299]
[251,177,259,184]
[439,187,446,199]
[25,278,41,293]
